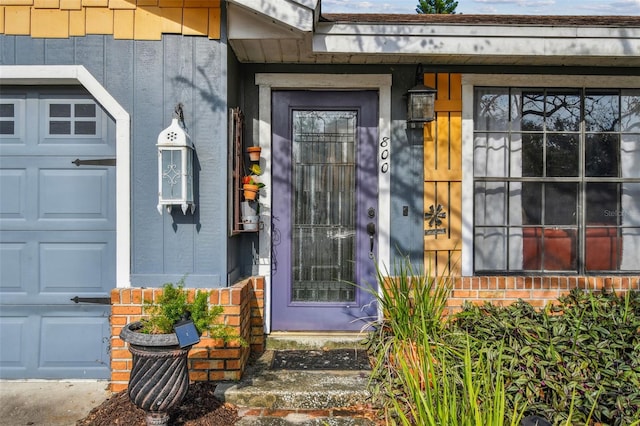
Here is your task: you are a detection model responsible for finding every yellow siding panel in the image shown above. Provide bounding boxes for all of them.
[136,0,157,5]
[0,0,33,5]
[34,0,59,8]
[134,6,161,40]
[60,0,81,9]
[424,73,463,277]
[31,8,68,37]
[161,7,182,33]
[113,8,133,38]
[182,7,206,35]
[85,6,113,33]
[69,7,85,35]
[184,0,217,7]
[208,6,219,39]
[158,0,181,6]
[0,7,4,32]
[81,0,107,6]
[108,0,135,9]
[4,6,30,34]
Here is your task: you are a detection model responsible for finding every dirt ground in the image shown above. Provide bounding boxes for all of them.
[76,382,238,426]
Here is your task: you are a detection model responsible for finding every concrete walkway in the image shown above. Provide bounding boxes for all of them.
[0,381,111,426]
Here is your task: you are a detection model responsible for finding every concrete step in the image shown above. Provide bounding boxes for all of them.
[266,332,369,350]
[215,351,373,413]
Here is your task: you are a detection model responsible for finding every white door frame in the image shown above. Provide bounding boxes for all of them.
[0,65,131,288]
[254,73,392,333]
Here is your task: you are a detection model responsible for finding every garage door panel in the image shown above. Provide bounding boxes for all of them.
[0,242,31,294]
[0,307,110,379]
[0,169,27,219]
[40,240,113,293]
[0,316,30,369]
[40,313,110,375]
[39,168,111,221]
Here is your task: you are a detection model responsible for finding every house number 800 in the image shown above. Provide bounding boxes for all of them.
[380,137,389,173]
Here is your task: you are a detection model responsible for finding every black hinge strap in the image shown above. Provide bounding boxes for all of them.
[70,296,111,304]
[72,158,116,167]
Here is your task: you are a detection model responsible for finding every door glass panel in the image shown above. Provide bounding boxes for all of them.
[291,110,357,303]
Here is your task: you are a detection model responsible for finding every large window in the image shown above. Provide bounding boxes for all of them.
[473,88,640,273]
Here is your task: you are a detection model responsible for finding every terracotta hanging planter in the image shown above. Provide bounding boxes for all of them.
[246,146,261,162]
[243,183,259,200]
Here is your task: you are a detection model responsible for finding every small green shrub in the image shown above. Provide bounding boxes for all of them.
[140,278,244,345]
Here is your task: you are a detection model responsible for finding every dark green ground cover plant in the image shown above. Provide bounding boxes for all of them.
[363,256,640,425]
[452,289,640,425]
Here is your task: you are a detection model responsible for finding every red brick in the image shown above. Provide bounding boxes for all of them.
[189,371,208,382]
[110,383,128,392]
[112,306,142,316]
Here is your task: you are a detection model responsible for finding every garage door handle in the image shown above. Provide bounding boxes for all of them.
[72,158,116,167]
[70,296,111,304]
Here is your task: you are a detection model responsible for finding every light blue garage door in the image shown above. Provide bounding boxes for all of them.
[0,87,115,379]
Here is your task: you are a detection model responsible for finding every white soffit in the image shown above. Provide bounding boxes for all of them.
[227,0,318,34]
[313,22,640,60]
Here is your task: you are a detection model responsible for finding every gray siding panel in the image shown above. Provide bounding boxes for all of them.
[1,34,229,288]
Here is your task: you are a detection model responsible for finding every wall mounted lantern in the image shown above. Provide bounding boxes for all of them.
[157,105,195,215]
[406,64,437,128]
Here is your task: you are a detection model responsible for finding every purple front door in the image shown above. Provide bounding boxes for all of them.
[271,91,379,331]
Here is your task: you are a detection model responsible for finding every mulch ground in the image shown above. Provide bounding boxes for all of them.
[76,382,239,426]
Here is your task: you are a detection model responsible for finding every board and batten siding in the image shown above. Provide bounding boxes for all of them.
[423,73,463,276]
[1,33,230,287]
[0,0,221,40]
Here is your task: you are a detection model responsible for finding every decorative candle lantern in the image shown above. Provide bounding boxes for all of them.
[406,64,437,129]
[157,116,195,215]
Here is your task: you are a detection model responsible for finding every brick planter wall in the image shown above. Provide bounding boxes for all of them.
[110,276,264,392]
[447,276,640,313]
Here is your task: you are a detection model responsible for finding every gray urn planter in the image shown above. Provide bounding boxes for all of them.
[120,322,193,426]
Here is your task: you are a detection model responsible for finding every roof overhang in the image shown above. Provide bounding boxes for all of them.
[227,3,640,67]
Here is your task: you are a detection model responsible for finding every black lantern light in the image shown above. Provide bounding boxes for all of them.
[406,64,437,128]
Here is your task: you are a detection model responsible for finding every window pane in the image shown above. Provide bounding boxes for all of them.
[621,135,640,178]
[49,121,70,134]
[0,103,14,117]
[519,90,544,131]
[161,150,182,200]
[473,133,508,177]
[522,227,543,270]
[585,91,619,132]
[621,90,640,132]
[522,182,542,225]
[543,228,577,271]
[585,226,621,271]
[545,183,577,225]
[621,183,640,227]
[475,88,509,131]
[585,134,619,177]
[546,133,579,176]
[546,90,580,131]
[474,227,507,270]
[0,122,15,135]
[75,121,97,135]
[474,182,507,226]
[521,133,543,176]
[75,103,96,118]
[620,228,640,271]
[50,104,70,118]
[586,182,619,225]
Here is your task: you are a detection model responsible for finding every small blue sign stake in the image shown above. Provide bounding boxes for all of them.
[174,319,200,348]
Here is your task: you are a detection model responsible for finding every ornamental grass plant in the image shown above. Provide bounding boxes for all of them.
[364,255,640,426]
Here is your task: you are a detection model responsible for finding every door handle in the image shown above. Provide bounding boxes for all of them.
[367,222,376,258]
